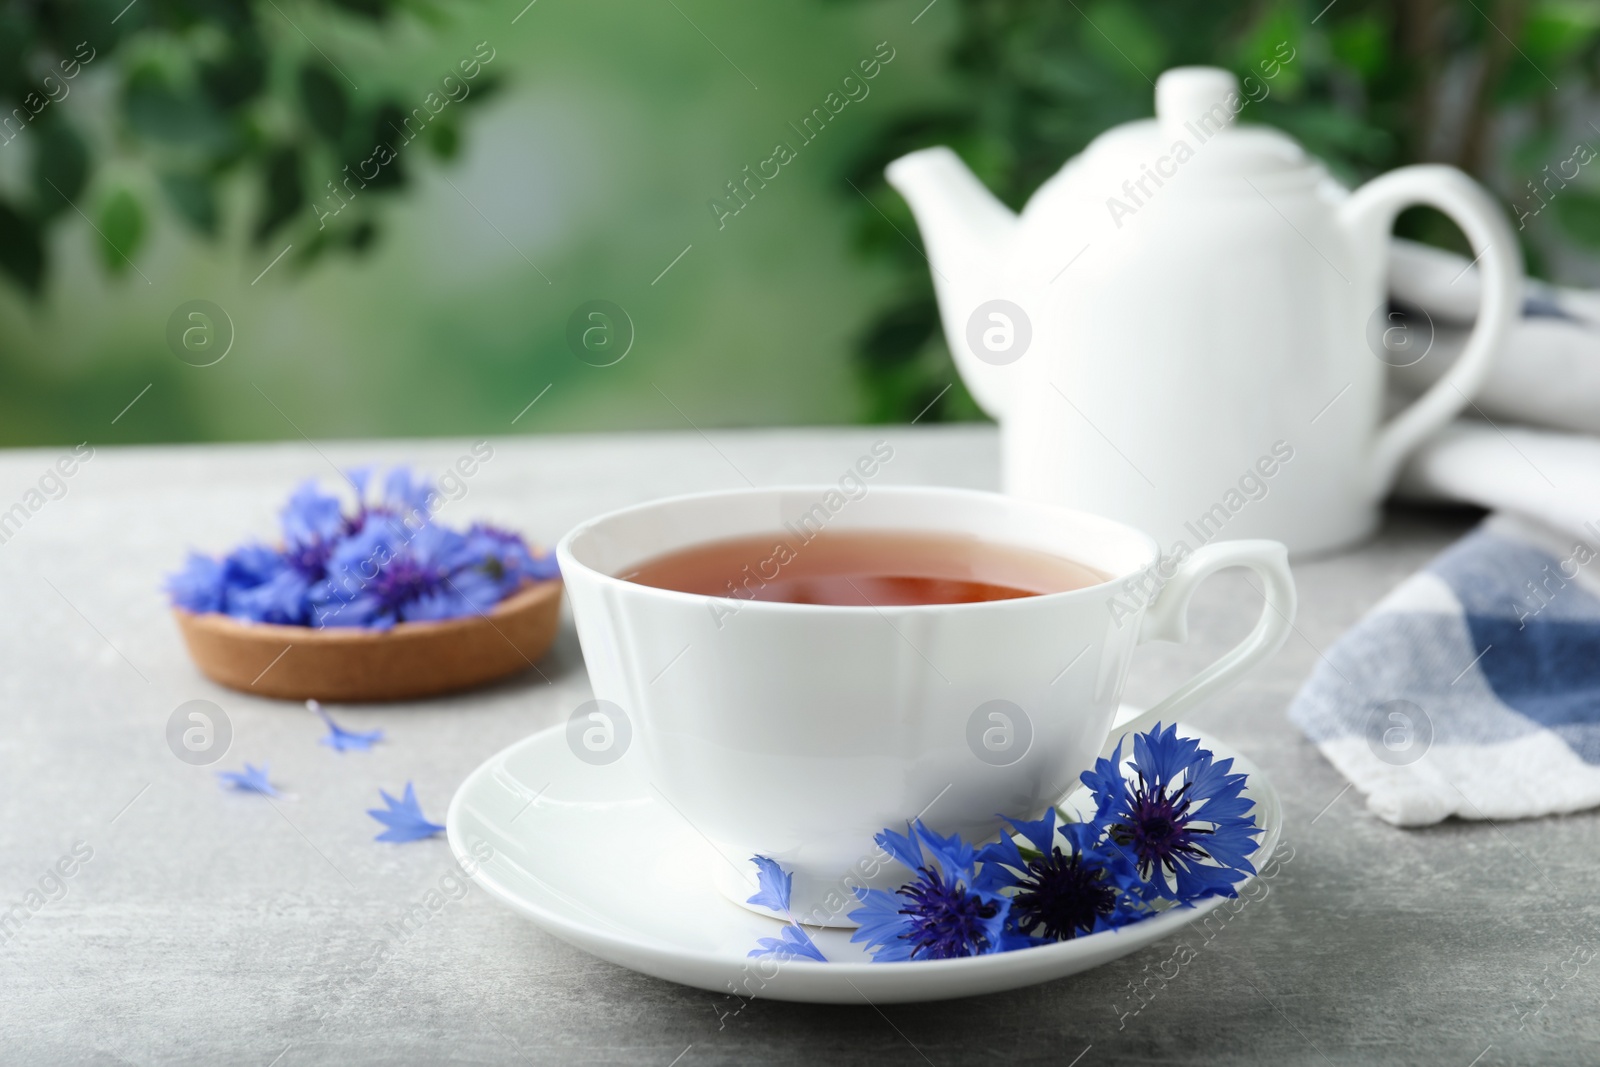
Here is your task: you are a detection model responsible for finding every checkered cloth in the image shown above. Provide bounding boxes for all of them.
[1291,238,1600,825]
[1289,513,1600,826]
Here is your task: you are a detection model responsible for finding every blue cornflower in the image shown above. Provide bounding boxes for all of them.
[346,465,376,501]
[978,810,1147,942]
[166,466,554,630]
[167,552,226,614]
[466,523,560,589]
[848,821,1013,962]
[261,481,347,618]
[313,522,496,630]
[380,468,436,522]
[220,542,291,591]
[170,543,309,623]
[281,481,345,556]
[224,548,310,625]
[344,467,436,536]
[1081,723,1261,903]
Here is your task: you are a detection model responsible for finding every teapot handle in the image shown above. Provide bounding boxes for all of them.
[1337,165,1522,498]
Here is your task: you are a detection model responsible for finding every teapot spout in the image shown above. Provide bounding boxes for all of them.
[886,147,1020,419]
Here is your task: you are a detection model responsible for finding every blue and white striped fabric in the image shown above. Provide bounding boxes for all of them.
[1289,514,1600,827]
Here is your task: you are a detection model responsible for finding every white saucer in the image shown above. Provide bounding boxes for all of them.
[446,719,1282,1004]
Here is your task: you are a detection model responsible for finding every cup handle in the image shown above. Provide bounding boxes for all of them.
[1105,540,1296,753]
[1338,164,1522,498]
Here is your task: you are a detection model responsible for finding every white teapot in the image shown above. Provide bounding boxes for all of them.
[887,66,1520,557]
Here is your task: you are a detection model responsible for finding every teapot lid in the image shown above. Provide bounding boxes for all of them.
[1035,66,1317,205]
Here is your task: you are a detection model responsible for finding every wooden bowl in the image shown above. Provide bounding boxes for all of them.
[173,580,563,702]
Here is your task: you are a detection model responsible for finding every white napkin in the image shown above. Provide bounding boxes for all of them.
[1388,237,1600,532]
[1399,422,1600,544]
[1387,236,1600,436]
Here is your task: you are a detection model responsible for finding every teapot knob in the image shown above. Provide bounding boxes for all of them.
[1155,67,1239,140]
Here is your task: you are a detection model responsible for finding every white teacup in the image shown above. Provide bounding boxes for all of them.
[557,485,1295,927]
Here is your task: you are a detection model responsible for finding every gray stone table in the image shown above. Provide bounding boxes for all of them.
[1,425,1595,1066]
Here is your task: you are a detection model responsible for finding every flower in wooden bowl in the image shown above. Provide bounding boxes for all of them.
[167,467,561,701]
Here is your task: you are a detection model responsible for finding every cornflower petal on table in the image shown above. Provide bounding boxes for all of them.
[309,699,384,753]
[217,762,281,798]
[367,782,446,843]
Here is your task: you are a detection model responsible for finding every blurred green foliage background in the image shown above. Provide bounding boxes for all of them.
[2,0,1599,445]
